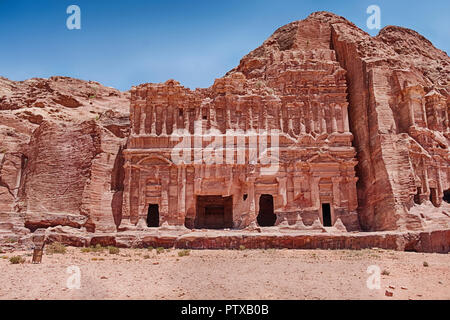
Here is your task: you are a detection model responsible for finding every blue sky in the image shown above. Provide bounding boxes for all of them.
[0,0,448,91]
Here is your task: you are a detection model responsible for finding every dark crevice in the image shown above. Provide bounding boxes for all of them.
[443,190,450,204]
[111,145,125,192]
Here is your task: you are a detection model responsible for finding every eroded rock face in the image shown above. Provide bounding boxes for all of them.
[1,11,449,251]
[0,77,129,245]
[326,12,450,231]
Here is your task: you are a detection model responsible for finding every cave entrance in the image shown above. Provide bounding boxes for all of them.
[147,204,159,228]
[195,196,233,229]
[444,190,450,204]
[257,194,276,227]
[322,203,332,227]
[430,188,439,207]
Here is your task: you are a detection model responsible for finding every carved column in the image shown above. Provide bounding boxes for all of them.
[130,166,141,225]
[134,102,143,135]
[138,172,147,220]
[278,105,284,133]
[140,111,146,135]
[320,104,327,133]
[342,103,350,133]
[227,109,232,130]
[314,103,320,134]
[178,165,186,224]
[309,103,315,134]
[151,107,157,134]
[277,176,288,207]
[161,109,167,135]
[300,105,306,134]
[331,103,338,133]
[160,169,170,225]
[287,168,294,206]
[184,108,189,133]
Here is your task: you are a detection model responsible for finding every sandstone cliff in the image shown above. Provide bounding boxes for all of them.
[0,11,449,251]
[0,77,129,248]
[325,12,449,231]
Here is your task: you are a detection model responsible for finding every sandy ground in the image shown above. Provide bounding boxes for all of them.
[0,247,449,300]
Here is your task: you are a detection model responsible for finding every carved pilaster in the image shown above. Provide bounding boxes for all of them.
[331,103,338,133]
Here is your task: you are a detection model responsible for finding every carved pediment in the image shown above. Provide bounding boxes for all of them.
[306,153,340,164]
[137,155,172,166]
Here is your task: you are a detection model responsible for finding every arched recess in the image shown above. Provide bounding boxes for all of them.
[137,155,173,167]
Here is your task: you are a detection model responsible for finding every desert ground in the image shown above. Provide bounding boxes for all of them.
[0,246,449,300]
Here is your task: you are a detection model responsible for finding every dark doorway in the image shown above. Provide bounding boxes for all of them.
[444,190,450,204]
[257,194,276,227]
[322,203,332,227]
[195,196,233,229]
[147,204,159,227]
[414,187,422,205]
[430,188,439,207]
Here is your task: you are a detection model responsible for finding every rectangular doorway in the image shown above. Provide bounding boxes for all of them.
[147,204,159,228]
[322,203,332,227]
[195,196,233,229]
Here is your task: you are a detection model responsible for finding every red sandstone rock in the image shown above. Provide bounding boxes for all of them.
[327,12,450,231]
[0,77,129,246]
[0,12,449,251]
